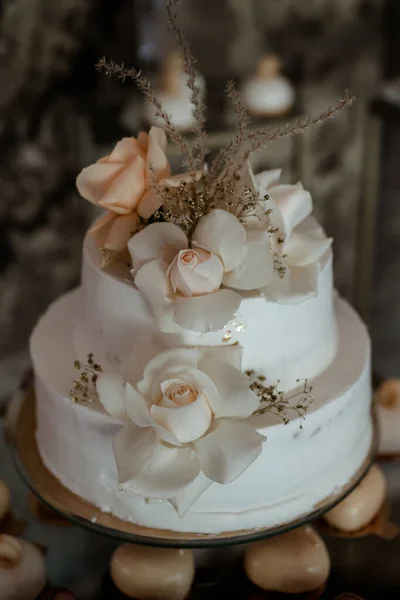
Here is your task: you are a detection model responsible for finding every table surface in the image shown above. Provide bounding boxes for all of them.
[2,416,400,600]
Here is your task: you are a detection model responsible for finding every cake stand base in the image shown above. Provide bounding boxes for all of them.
[7,387,378,549]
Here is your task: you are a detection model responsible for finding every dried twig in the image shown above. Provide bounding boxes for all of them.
[209,80,249,181]
[248,371,314,427]
[70,354,102,403]
[242,90,354,162]
[166,0,207,171]
[96,53,354,235]
[96,57,197,173]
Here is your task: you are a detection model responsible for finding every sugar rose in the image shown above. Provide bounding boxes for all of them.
[76,127,171,252]
[167,249,224,297]
[128,209,273,333]
[255,169,332,303]
[96,345,265,514]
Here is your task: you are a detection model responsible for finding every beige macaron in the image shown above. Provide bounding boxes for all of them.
[110,544,195,600]
[244,525,330,594]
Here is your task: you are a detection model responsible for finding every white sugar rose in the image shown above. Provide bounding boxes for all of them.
[128,208,273,333]
[96,345,265,515]
[255,168,332,303]
[167,249,224,296]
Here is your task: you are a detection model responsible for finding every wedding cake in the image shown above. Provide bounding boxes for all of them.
[29,18,372,535]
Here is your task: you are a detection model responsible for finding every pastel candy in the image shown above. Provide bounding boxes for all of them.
[0,535,46,600]
[244,525,330,594]
[377,378,400,409]
[323,464,386,532]
[110,544,195,600]
[376,379,400,455]
[241,54,295,117]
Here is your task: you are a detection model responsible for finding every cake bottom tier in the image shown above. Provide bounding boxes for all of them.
[31,289,372,535]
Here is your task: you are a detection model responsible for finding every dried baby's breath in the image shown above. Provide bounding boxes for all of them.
[150,178,211,239]
[248,370,314,427]
[241,90,354,164]
[209,79,250,182]
[96,57,197,176]
[69,353,102,404]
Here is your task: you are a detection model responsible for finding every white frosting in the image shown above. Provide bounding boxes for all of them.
[31,290,372,534]
[241,76,295,116]
[74,232,337,390]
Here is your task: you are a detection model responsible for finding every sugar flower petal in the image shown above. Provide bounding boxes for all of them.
[170,473,213,517]
[264,262,319,304]
[114,425,201,498]
[129,222,188,272]
[137,187,163,220]
[192,209,246,272]
[124,382,153,427]
[168,249,224,297]
[255,169,282,197]
[193,419,266,485]
[95,213,139,252]
[173,289,241,333]
[88,211,116,245]
[96,373,127,418]
[152,366,220,413]
[108,137,145,163]
[198,344,243,370]
[99,157,147,214]
[199,357,260,419]
[76,162,124,205]
[138,347,200,397]
[268,184,312,239]
[223,229,273,290]
[150,395,212,444]
[134,259,180,333]
[285,232,332,267]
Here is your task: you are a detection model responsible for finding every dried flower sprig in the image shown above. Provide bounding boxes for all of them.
[241,90,354,163]
[211,90,354,186]
[209,79,250,182]
[268,225,288,279]
[96,0,355,237]
[166,0,207,170]
[98,246,121,270]
[231,186,265,222]
[247,370,314,427]
[151,179,211,238]
[69,353,102,403]
[95,57,197,176]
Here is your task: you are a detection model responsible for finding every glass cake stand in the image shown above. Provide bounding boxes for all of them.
[7,385,378,549]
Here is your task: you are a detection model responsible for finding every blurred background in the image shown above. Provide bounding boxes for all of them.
[0,0,399,403]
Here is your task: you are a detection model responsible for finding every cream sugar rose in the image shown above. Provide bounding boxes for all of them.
[31,127,373,534]
[96,344,265,516]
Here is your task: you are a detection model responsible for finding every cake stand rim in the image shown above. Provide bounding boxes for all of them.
[7,384,378,549]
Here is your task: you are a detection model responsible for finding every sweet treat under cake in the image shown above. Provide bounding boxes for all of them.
[241,55,295,118]
[29,12,370,535]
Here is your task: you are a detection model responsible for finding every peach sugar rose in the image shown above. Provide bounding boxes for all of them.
[76,127,171,252]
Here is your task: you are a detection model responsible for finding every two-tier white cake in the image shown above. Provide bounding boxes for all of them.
[29,119,372,535]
